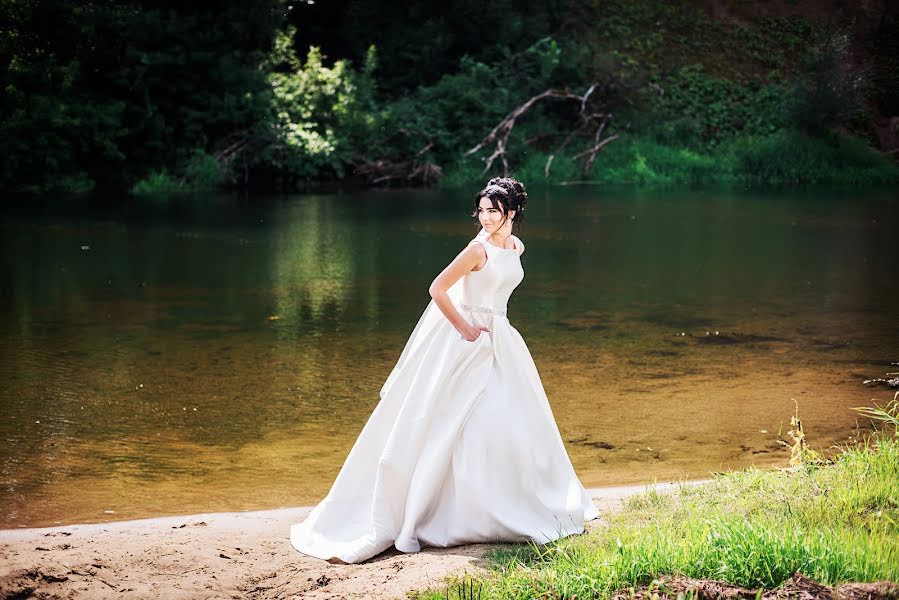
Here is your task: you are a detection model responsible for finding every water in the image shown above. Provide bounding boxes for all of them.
[1,187,897,528]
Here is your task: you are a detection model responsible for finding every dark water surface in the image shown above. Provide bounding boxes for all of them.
[1,187,897,527]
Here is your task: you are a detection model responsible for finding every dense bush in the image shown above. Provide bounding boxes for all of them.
[729,129,899,185]
[131,149,224,195]
[1,0,282,194]
[254,28,379,182]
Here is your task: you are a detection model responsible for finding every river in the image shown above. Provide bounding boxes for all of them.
[1,186,896,527]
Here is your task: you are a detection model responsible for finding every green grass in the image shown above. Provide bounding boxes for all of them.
[131,149,224,196]
[409,436,899,599]
[440,129,899,189]
[727,130,899,185]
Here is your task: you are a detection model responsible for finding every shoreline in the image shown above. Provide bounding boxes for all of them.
[0,480,707,599]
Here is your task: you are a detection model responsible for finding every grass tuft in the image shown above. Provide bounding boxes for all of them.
[410,433,899,599]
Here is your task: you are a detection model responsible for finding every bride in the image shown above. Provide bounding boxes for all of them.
[290,177,599,564]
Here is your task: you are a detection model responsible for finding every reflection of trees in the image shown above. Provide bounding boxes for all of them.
[268,194,386,434]
[271,196,372,335]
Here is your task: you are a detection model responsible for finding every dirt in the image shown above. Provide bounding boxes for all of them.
[0,482,702,600]
[613,572,899,600]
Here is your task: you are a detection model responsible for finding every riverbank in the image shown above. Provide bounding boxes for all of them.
[3,438,898,599]
[0,480,704,599]
[412,435,899,600]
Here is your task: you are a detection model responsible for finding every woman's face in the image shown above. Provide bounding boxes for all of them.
[477,196,512,233]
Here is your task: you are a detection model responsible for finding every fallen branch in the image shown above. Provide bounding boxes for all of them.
[352,153,442,187]
[545,122,588,177]
[863,377,899,388]
[466,84,619,177]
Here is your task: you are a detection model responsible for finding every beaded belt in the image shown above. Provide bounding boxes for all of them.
[461,303,506,317]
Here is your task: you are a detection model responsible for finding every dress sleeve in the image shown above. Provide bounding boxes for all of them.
[516,236,525,256]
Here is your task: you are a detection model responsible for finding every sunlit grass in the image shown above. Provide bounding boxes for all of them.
[409,435,899,599]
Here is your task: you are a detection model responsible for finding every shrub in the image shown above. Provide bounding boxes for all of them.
[131,172,184,195]
[729,129,899,184]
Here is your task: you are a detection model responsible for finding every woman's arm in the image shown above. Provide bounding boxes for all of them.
[428,244,489,342]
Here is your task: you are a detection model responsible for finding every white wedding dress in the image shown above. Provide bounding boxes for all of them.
[290,228,599,563]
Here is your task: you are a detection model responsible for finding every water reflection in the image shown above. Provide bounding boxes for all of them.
[271,196,358,329]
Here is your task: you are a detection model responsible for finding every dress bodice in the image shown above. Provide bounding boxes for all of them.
[462,229,525,315]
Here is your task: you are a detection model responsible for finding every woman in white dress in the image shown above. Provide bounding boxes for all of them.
[290,177,599,564]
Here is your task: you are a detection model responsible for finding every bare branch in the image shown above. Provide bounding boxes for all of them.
[414,141,434,158]
[465,88,586,176]
[573,133,620,173]
[354,156,442,187]
[583,113,615,173]
[466,84,619,177]
[580,83,598,116]
[544,122,587,177]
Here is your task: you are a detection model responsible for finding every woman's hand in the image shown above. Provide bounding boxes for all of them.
[429,243,489,338]
[460,323,490,342]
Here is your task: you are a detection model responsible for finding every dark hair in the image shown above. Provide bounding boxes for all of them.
[471,176,528,230]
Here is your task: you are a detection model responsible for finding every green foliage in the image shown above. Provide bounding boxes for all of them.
[410,437,899,599]
[3,0,895,192]
[575,1,817,83]
[442,129,899,188]
[131,149,223,195]
[729,130,899,185]
[854,393,899,437]
[1,0,282,193]
[374,36,567,175]
[642,65,791,152]
[587,138,723,186]
[438,158,494,190]
[131,172,185,195]
[790,31,867,133]
[285,0,567,97]
[378,57,507,166]
[183,150,225,189]
[436,5,896,189]
[0,0,128,193]
[255,26,379,182]
[517,152,583,185]
[607,131,897,186]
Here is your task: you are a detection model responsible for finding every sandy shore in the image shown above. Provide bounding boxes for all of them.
[0,480,706,599]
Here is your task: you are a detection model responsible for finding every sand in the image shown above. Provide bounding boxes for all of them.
[0,481,706,600]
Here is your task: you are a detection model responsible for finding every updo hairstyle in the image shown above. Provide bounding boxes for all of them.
[471,176,528,230]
